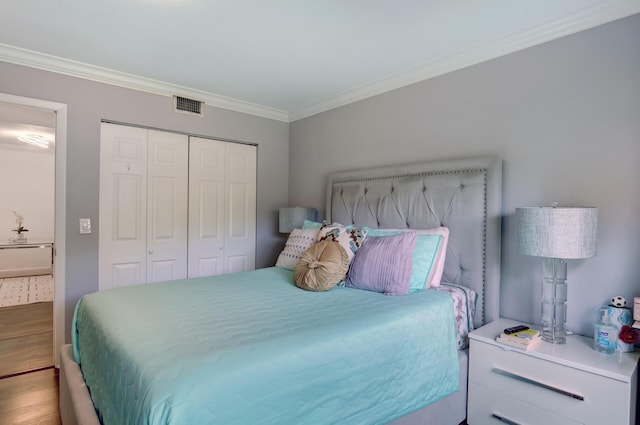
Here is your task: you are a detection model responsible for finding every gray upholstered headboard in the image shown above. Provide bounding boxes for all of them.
[326,157,502,328]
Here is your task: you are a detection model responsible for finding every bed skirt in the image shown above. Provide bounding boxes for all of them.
[59,344,467,425]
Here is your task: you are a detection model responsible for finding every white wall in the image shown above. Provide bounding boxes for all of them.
[0,149,55,242]
[289,14,640,337]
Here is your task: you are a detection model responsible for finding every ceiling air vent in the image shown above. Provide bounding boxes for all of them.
[173,95,204,117]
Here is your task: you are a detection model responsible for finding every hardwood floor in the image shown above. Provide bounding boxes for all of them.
[0,368,61,425]
[0,302,61,424]
[0,303,52,339]
[0,302,53,377]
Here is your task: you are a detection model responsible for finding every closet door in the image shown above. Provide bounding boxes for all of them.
[99,123,148,289]
[188,137,226,276]
[146,130,189,282]
[99,124,188,290]
[224,142,256,273]
[188,138,256,277]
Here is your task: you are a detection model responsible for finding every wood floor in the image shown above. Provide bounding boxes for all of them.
[0,302,53,377]
[0,368,61,425]
[0,302,61,424]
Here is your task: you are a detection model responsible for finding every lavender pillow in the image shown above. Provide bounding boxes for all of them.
[345,232,417,295]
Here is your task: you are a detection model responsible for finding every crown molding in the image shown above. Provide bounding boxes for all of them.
[289,3,640,122]
[0,43,290,123]
[1,2,638,124]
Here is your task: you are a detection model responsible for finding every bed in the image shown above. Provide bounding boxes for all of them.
[59,156,502,425]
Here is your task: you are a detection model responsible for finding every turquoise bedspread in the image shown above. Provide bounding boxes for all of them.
[73,267,459,425]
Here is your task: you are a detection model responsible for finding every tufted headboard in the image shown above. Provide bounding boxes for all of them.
[325,157,502,328]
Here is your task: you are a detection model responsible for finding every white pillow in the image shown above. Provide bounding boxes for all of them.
[275,228,320,270]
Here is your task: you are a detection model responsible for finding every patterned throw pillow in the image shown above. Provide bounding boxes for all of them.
[317,224,367,261]
[275,228,320,270]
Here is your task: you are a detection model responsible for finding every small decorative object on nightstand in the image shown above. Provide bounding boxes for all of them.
[495,327,541,350]
[468,318,639,425]
[595,301,635,354]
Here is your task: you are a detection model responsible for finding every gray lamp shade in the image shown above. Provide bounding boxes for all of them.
[516,207,597,259]
[279,207,318,233]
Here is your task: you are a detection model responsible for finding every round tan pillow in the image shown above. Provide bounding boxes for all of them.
[294,240,350,292]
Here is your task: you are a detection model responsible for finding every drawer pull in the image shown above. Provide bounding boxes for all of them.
[491,413,521,424]
[492,368,584,401]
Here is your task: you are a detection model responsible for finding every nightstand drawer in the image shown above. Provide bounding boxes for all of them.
[468,382,579,425]
[469,340,631,424]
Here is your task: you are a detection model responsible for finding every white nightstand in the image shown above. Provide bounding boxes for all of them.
[467,318,639,425]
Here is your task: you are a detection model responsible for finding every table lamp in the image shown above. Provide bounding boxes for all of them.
[516,205,597,344]
[278,207,318,233]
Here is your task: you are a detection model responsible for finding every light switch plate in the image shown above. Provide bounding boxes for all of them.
[79,218,91,234]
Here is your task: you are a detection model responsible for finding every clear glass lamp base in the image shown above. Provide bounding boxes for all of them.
[541,258,567,344]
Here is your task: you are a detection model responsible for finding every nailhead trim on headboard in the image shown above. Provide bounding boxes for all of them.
[326,159,501,328]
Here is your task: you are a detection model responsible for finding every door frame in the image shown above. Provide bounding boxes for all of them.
[0,93,67,368]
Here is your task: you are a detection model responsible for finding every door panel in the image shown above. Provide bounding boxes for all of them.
[228,183,248,238]
[224,143,256,273]
[100,123,148,289]
[197,257,221,277]
[147,130,188,283]
[198,181,221,239]
[227,255,247,274]
[113,174,143,240]
[149,259,178,283]
[188,137,225,277]
[112,262,143,288]
[150,178,176,239]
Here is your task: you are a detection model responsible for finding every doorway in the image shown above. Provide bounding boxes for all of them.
[0,93,67,370]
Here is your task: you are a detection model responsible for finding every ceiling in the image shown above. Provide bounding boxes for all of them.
[0,103,55,153]
[1,1,639,122]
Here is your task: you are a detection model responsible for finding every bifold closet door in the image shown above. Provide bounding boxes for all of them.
[223,142,257,273]
[188,137,256,277]
[99,123,188,290]
[146,130,188,282]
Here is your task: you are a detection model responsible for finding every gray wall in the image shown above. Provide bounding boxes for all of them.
[0,62,289,338]
[289,14,640,337]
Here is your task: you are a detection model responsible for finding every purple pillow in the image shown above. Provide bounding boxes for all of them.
[345,232,417,295]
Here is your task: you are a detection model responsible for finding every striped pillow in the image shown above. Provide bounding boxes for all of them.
[345,232,417,295]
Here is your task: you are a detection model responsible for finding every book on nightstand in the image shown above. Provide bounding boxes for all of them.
[496,328,541,350]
